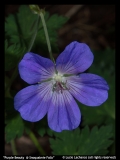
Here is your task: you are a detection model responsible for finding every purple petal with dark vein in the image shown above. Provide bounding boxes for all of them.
[67,73,109,106]
[19,52,55,84]
[14,82,53,122]
[56,41,94,75]
[48,90,81,132]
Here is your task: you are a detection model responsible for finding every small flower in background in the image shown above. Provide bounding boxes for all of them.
[14,41,109,132]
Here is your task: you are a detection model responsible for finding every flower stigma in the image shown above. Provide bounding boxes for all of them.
[52,72,69,93]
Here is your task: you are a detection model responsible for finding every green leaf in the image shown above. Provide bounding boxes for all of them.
[35,13,68,53]
[46,13,68,30]
[5,5,68,53]
[5,114,24,143]
[50,125,113,155]
[34,117,53,137]
[5,5,37,47]
[5,40,25,71]
[35,120,46,137]
[5,98,24,143]
[34,28,58,53]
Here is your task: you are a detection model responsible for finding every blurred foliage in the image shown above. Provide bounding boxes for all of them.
[5,98,24,143]
[5,5,68,57]
[5,40,25,71]
[5,4,68,144]
[77,48,115,126]
[34,117,53,137]
[5,5,115,156]
[76,48,115,155]
[50,125,113,155]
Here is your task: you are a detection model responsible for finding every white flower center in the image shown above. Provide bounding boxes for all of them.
[53,73,63,82]
[52,73,68,93]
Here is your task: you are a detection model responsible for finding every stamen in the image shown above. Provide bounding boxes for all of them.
[52,73,69,93]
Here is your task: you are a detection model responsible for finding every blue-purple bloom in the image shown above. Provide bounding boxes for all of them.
[14,41,109,132]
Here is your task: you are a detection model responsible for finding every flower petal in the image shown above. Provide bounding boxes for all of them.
[48,90,81,132]
[19,52,55,84]
[14,82,53,122]
[56,41,94,74]
[67,73,109,106]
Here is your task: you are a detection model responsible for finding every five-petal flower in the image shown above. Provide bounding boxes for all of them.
[14,41,109,132]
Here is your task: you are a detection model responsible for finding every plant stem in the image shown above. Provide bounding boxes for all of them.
[28,131,46,155]
[11,140,17,155]
[39,12,55,63]
[5,15,40,94]
[28,15,40,52]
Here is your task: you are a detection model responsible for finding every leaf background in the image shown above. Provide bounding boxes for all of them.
[5,5,115,155]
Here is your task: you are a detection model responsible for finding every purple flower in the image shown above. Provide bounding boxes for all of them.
[14,41,109,132]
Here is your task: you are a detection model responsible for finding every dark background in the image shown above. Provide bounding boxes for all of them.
[5,5,115,155]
